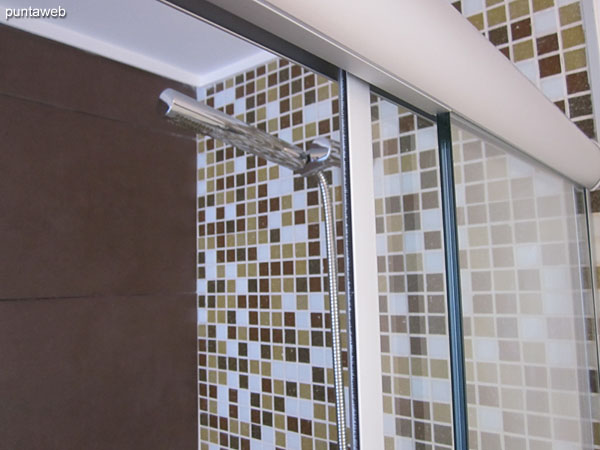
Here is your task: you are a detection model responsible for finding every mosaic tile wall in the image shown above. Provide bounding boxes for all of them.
[449,1,600,447]
[196,58,351,449]
[371,95,455,449]
[449,0,595,139]
[452,125,600,449]
[448,1,600,387]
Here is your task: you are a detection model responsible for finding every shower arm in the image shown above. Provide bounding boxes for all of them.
[159,89,347,449]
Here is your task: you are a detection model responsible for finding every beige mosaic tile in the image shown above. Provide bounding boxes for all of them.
[453,125,600,449]
[372,94,454,448]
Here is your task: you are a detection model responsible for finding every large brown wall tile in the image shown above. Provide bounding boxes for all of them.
[0,293,197,450]
[0,94,196,299]
[0,24,195,138]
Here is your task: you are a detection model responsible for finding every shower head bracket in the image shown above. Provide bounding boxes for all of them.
[296,137,341,177]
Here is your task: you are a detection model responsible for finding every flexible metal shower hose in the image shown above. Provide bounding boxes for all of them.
[316,171,347,450]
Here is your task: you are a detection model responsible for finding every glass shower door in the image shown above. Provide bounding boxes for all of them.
[452,124,600,449]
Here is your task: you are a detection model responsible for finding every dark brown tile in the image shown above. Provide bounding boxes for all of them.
[566,71,590,94]
[536,34,559,55]
[574,118,596,138]
[511,18,532,40]
[0,96,196,299]
[0,293,196,450]
[0,25,195,138]
[489,26,508,46]
[539,55,562,77]
[569,94,593,117]
[399,115,415,133]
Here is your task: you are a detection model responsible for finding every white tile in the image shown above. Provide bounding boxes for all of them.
[225,203,236,220]
[520,317,547,340]
[431,379,452,403]
[303,103,317,123]
[205,206,216,222]
[515,244,541,267]
[416,127,436,151]
[421,209,442,231]
[462,0,485,16]
[404,231,424,252]
[547,341,577,366]
[390,334,410,355]
[540,75,566,102]
[235,155,246,172]
[234,98,245,115]
[541,267,572,290]
[410,376,431,400]
[236,277,248,294]
[266,101,280,120]
[384,173,402,195]
[226,263,236,278]
[281,226,294,243]
[296,310,310,329]
[309,294,324,311]
[425,251,444,273]
[473,338,499,361]
[197,152,206,168]
[216,324,227,340]
[401,171,420,194]
[380,101,400,139]
[298,399,313,419]
[257,244,270,261]
[227,371,238,389]
[269,211,282,229]
[248,342,261,359]
[317,100,332,120]
[515,59,538,84]
[428,336,450,359]
[197,180,206,196]
[294,224,308,241]
[237,308,248,325]
[478,406,503,431]
[533,9,558,37]
[292,192,306,210]
[297,364,311,383]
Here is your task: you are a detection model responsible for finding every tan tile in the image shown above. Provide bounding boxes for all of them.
[509,0,530,19]
[401,154,417,171]
[559,2,581,26]
[487,5,507,27]
[468,13,485,30]
[564,48,587,70]
[383,157,400,175]
[533,0,554,11]
[562,25,585,49]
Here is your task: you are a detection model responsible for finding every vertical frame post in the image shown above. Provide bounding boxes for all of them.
[339,70,360,449]
[436,113,469,450]
[342,73,385,449]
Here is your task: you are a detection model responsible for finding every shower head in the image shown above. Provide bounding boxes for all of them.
[159,88,309,171]
[159,88,340,174]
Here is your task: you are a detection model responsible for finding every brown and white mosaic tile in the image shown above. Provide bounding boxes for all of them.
[196,58,350,449]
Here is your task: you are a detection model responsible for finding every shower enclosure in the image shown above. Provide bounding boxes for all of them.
[161,2,600,449]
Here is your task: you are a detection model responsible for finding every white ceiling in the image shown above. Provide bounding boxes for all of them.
[1,0,274,86]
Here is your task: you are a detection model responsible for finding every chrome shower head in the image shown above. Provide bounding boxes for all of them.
[159,88,309,171]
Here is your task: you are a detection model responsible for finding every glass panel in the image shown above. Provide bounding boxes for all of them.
[370,93,454,449]
[452,125,600,449]
[197,58,351,449]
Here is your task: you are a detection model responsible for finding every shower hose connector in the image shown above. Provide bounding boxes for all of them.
[297,138,347,449]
